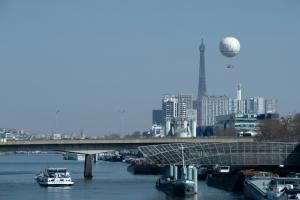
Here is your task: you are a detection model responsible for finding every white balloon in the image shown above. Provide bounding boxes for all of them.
[219,37,240,57]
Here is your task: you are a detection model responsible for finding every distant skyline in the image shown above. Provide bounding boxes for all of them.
[0,0,299,135]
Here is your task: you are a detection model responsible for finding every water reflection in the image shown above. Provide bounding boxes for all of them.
[44,186,72,200]
[165,194,198,200]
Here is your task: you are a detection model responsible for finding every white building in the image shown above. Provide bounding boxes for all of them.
[229,84,278,115]
[160,94,196,137]
[247,97,265,114]
[197,96,230,126]
[229,84,247,114]
[165,118,196,138]
[177,93,193,119]
[162,96,178,122]
[265,98,278,113]
[150,124,165,137]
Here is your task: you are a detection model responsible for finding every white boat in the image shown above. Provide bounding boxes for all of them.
[35,168,74,186]
[244,172,300,200]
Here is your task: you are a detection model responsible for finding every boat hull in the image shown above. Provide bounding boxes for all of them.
[36,178,74,187]
[172,182,196,196]
[244,179,266,200]
[38,183,74,187]
[156,177,196,197]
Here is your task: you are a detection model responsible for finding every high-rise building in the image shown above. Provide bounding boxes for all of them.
[247,97,265,114]
[177,93,193,119]
[197,39,207,100]
[161,94,193,121]
[160,94,196,137]
[162,96,178,122]
[152,109,163,125]
[197,96,230,126]
[229,84,247,114]
[265,98,278,113]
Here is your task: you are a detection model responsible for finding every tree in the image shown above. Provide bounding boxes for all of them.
[257,113,300,141]
[292,113,300,136]
[124,131,142,139]
[258,119,287,140]
[105,133,121,139]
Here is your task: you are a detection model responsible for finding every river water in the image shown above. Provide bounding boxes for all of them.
[0,153,244,200]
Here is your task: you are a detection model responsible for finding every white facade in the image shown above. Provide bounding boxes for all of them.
[177,94,193,119]
[198,96,230,126]
[237,84,242,100]
[160,94,196,137]
[229,99,247,114]
[229,84,246,114]
[150,125,165,137]
[162,96,178,121]
[247,97,265,114]
[161,94,193,122]
[265,98,278,113]
[167,118,196,138]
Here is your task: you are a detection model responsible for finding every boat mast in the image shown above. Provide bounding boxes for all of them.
[181,144,186,179]
[181,144,185,167]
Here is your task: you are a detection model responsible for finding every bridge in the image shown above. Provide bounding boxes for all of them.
[0,137,253,152]
[138,141,300,166]
[0,137,252,178]
[4,138,300,178]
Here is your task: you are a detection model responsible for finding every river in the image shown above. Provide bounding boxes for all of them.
[0,153,244,200]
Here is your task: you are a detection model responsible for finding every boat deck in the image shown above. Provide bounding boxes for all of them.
[247,178,272,195]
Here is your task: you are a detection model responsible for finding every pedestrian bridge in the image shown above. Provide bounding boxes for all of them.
[138,142,300,166]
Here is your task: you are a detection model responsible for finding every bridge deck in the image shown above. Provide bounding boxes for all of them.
[0,137,253,152]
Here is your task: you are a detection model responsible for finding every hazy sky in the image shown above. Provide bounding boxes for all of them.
[0,0,299,136]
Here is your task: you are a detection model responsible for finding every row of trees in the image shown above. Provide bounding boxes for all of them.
[257,113,300,141]
[104,131,142,139]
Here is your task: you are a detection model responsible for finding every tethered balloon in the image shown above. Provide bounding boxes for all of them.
[219,37,240,58]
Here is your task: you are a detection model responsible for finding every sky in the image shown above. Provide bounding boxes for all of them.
[0,0,299,136]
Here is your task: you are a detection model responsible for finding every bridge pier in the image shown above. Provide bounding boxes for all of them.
[84,154,93,178]
[193,166,198,193]
[173,165,178,180]
[93,154,98,163]
[169,165,174,178]
[188,165,193,180]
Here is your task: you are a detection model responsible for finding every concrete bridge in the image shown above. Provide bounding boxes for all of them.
[0,137,253,178]
[0,137,253,152]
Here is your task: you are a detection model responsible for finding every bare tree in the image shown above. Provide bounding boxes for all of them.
[257,113,300,141]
